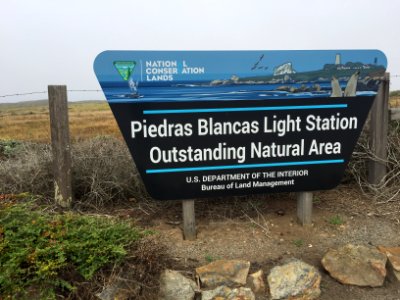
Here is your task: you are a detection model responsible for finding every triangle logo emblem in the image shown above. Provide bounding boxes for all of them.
[113,61,136,81]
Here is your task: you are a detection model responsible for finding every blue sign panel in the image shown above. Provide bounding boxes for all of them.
[94,50,387,200]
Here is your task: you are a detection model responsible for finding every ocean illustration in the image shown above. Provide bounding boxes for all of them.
[94,50,387,103]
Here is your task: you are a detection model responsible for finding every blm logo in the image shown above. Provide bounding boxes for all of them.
[113,61,136,81]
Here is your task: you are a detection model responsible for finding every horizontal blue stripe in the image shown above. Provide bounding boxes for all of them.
[146,159,344,174]
[143,104,347,114]
[107,100,140,103]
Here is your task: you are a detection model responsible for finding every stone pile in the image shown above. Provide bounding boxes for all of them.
[97,244,400,300]
[159,259,321,300]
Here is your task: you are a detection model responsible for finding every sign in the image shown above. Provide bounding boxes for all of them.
[94,50,387,200]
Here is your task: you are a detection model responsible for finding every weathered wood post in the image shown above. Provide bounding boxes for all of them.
[368,72,390,185]
[297,192,313,226]
[48,85,73,208]
[182,199,196,240]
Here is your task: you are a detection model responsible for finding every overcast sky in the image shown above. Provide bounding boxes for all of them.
[1,0,399,103]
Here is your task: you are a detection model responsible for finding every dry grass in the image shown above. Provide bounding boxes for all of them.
[0,100,121,142]
[390,96,400,108]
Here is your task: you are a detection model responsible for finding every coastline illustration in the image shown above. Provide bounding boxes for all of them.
[95,51,387,102]
[210,53,383,96]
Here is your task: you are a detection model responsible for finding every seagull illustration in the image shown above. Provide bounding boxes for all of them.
[251,54,265,70]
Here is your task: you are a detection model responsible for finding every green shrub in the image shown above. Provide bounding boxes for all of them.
[0,201,144,299]
[390,90,400,97]
[292,239,304,247]
[0,140,22,158]
[328,215,344,225]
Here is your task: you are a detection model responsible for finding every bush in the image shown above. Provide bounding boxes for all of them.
[348,120,400,204]
[0,141,53,196]
[72,136,147,207]
[0,140,23,158]
[390,90,400,97]
[0,200,144,299]
[0,136,148,206]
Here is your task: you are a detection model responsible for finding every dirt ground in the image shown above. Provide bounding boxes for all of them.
[119,184,400,299]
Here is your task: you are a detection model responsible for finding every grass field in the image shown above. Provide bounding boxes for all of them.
[1,97,399,143]
[390,96,400,108]
[0,100,122,142]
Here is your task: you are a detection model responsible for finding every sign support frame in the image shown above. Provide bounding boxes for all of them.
[48,85,73,208]
[297,192,313,226]
[368,72,390,185]
[182,199,196,240]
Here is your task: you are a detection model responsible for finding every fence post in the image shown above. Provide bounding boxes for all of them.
[182,200,196,240]
[368,73,390,185]
[297,192,313,225]
[48,85,73,208]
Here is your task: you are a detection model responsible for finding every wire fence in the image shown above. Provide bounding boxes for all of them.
[1,75,400,101]
[0,89,102,99]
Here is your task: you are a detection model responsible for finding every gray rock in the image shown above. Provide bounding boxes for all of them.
[196,259,250,288]
[159,269,197,300]
[96,279,138,300]
[96,284,122,300]
[228,287,255,300]
[246,269,265,294]
[201,285,232,300]
[210,79,223,86]
[322,244,387,287]
[230,75,240,83]
[267,259,321,300]
[313,84,321,92]
[202,286,255,300]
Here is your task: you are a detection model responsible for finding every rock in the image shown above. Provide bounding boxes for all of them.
[378,246,400,281]
[228,287,255,300]
[159,269,197,300]
[283,74,292,82]
[196,260,250,288]
[96,279,138,300]
[276,85,291,92]
[267,259,321,300]
[202,285,232,300]
[210,79,223,86]
[273,62,296,76]
[313,84,321,92]
[96,284,120,300]
[321,244,387,287]
[246,269,265,294]
[202,286,255,300]
[230,75,240,83]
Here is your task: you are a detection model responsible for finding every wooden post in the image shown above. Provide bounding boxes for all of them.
[48,85,73,208]
[368,73,390,185]
[182,200,196,240]
[297,192,313,226]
